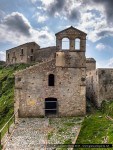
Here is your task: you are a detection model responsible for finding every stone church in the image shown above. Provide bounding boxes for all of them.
[5,26,113,117]
[13,26,88,117]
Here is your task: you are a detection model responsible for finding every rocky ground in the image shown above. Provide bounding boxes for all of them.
[3,117,83,150]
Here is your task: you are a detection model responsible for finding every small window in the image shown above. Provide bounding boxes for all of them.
[62,38,70,50]
[31,49,33,54]
[75,38,80,50]
[48,74,54,86]
[21,49,23,55]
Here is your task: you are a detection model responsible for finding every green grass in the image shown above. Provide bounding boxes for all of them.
[101,100,113,118]
[0,63,33,132]
[76,100,113,150]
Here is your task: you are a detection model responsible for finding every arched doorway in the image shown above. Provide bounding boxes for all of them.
[45,98,57,116]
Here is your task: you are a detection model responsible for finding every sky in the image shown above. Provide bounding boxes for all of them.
[0,0,113,68]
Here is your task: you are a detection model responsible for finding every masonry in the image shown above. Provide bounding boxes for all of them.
[5,26,113,117]
[14,26,87,117]
[86,69,113,107]
[6,42,58,65]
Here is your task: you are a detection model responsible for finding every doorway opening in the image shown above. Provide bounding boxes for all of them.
[45,98,57,116]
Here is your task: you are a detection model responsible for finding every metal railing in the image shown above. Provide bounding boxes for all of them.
[0,111,18,149]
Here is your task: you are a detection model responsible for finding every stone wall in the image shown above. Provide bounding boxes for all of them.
[14,59,56,117]
[56,67,86,116]
[86,70,99,106]
[6,42,40,65]
[6,44,58,65]
[14,59,86,117]
[14,26,87,117]
[86,69,113,107]
[56,51,86,68]
[86,58,96,73]
[35,46,57,63]
[56,27,86,51]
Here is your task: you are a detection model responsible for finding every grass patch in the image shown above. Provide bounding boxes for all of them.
[101,100,113,118]
[47,117,83,146]
[76,100,113,150]
[0,64,33,132]
[64,138,72,144]
[48,131,53,140]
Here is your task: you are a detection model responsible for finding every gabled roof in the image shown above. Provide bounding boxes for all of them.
[55,26,87,36]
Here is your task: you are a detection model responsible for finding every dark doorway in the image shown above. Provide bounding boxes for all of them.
[45,98,57,116]
[48,74,54,86]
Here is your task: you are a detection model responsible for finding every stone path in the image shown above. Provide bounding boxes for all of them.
[3,118,83,150]
[4,118,49,150]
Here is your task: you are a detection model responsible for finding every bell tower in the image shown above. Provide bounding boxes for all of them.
[55,26,87,116]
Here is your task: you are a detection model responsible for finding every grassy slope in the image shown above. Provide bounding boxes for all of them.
[76,100,113,150]
[0,64,32,130]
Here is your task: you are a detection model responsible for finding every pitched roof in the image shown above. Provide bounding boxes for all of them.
[55,26,87,36]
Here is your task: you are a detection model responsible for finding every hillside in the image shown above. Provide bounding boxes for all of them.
[0,64,33,130]
[76,100,113,150]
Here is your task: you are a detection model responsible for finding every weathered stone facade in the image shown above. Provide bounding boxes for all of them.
[86,69,113,107]
[6,42,40,65]
[6,42,58,65]
[14,26,87,117]
[86,58,96,73]
[6,25,113,115]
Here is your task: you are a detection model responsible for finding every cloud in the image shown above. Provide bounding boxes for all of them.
[38,15,48,23]
[34,13,48,23]
[2,12,31,36]
[76,8,113,42]
[39,0,81,21]
[106,58,113,68]
[92,0,113,25]
[0,12,55,47]
[40,0,54,6]
[68,9,80,21]
[0,51,6,61]
[48,0,66,15]
[83,0,113,25]
[31,0,37,3]
[39,0,113,42]
[96,43,106,50]
[97,29,113,38]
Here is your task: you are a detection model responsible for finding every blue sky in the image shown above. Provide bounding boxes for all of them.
[0,0,113,68]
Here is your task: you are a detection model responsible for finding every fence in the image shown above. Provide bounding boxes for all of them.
[0,112,17,149]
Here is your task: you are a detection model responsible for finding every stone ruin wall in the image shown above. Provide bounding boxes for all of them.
[35,46,58,63]
[86,70,99,106]
[14,58,86,117]
[98,69,113,105]
[86,69,113,107]
[86,58,96,73]
[14,60,56,117]
[6,42,40,65]
[6,43,58,65]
